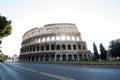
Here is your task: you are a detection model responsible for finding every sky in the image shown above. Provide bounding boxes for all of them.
[0,0,120,57]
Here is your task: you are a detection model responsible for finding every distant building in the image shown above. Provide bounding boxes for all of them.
[19,23,92,61]
[12,54,19,61]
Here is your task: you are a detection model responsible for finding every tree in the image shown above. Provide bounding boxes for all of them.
[0,15,12,60]
[0,53,3,60]
[0,53,8,61]
[99,43,107,60]
[93,43,99,60]
[0,15,12,37]
[0,14,12,44]
[109,39,120,58]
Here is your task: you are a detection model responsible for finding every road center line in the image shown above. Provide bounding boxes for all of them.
[7,63,75,80]
[40,72,75,80]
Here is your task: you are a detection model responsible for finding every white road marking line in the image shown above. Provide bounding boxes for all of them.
[40,72,75,80]
[7,63,75,80]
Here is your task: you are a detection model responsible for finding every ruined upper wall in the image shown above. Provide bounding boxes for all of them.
[22,23,80,41]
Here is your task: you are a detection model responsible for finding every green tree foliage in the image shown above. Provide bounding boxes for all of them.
[0,53,8,60]
[109,39,120,58]
[0,15,12,61]
[0,50,8,60]
[99,43,107,60]
[0,14,12,38]
[93,43,99,60]
[0,53,3,60]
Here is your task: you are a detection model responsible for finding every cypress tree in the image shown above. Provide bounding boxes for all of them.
[93,43,99,60]
[99,43,107,60]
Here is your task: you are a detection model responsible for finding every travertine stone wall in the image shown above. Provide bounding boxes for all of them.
[19,23,92,61]
[23,23,80,41]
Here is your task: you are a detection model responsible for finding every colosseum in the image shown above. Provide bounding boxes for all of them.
[19,23,92,62]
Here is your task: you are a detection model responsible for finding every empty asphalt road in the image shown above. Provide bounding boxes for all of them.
[0,62,120,80]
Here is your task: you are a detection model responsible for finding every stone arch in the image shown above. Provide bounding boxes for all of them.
[28,40,30,45]
[30,39,32,44]
[72,36,75,41]
[73,44,77,50]
[41,46,44,51]
[56,45,60,50]
[79,54,82,60]
[32,56,35,61]
[77,36,80,41]
[46,45,49,50]
[74,54,78,60]
[83,45,86,50]
[24,56,26,61]
[78,44,81,50]
[88,54,91,60]
[25,56,27,61]
[38,38,41,43]
[56,36,60,41]
[33,46,36,51]
[68,45,71,50]
[42,37,46,42]
[56,55,60,61]
[37,46,39,51]
[51,55,55,61]
[84,54,87,60]
[62,44,66,50]
[61,36,66,41]
[51,36,55,41]
[46,37,50,41]
[36,55,39,61]
[66,36,71,41]
[22,48,25,52]
[68,54,72,61]
[35,38,38,43]
[27,56,29,61]
[45,55,49,61]
[23,56,25,61]
[29,56,31,61]
[62,54,66,61]
[40,55,44,61]
[51,44,55,50]
[30,47,32,52]
[27,48,29,52]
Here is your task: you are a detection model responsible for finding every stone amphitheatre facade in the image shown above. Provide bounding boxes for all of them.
[19,23,91,61]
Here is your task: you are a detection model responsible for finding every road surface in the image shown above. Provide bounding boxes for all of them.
[0,62,120,80]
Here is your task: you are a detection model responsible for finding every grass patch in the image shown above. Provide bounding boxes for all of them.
[35,60,120,65]
[27,60,120,67]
